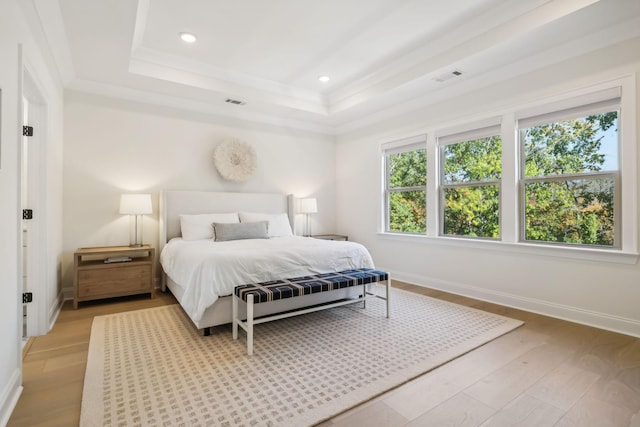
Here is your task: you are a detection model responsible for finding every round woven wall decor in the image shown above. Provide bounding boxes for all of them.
[213,138,257,182]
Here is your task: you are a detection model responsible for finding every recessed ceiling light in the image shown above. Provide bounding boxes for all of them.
[179,32,197,43]
[318,75,330,83]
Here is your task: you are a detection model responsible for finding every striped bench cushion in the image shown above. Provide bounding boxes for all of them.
[234,268,388,304]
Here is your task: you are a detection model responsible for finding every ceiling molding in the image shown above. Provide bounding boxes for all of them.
[66,78,337,136]
[25,0,76,85]
[129,46,328,115]
[130,0,149,53]
[326,0,600,114]
[334,28,640,135]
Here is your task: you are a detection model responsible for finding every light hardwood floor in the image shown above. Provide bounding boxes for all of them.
[8,283,640,427]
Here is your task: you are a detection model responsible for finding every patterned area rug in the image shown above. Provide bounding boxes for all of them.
[80,287,523,426]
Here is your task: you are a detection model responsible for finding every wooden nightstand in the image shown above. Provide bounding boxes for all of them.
[311,234,349,241]
[73,245,155,309]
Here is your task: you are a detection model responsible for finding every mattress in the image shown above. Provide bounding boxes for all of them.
[160,236,375,323]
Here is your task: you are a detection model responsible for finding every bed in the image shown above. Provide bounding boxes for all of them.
[159,190,376,333]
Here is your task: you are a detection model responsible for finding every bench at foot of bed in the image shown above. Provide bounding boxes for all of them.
[232,268,390,356]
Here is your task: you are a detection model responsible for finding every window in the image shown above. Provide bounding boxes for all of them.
[379,78,636,260]
[439,126,502,239]
[383,137,426,233]
[519,99,619,247]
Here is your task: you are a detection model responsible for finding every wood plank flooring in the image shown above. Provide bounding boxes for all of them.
[8,283,640,427]
[9,291,177,427]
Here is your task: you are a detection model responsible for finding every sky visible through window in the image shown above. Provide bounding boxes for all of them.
[600,125,618,171]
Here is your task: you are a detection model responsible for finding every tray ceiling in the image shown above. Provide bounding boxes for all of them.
[29,0,640,134]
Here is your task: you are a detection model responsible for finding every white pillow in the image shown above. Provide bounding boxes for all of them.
[239,212,293,238]
[180,213,239,241]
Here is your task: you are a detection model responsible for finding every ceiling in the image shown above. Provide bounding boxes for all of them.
[30,0,640,134]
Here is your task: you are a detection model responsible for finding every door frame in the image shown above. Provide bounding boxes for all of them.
[19,57,49,337]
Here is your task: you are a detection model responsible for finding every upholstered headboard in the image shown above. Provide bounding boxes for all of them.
[159,190,295,252]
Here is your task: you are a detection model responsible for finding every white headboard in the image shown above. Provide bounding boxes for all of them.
[159,190,295,251]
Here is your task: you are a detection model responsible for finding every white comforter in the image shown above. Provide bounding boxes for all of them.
[160,236,375,322]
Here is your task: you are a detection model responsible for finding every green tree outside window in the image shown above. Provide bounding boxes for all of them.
[522,111,618,246]
[442,135,501,238]
[387,149,426,233]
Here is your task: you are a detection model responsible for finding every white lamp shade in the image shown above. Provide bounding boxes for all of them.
[299,198,318,214]
[119,194,153,215]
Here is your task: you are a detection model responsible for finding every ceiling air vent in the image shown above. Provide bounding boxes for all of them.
[225,98,246,106]
[434,69,463,83]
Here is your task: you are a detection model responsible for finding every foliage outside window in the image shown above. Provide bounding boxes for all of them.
[440,131,502,238]
[384,143,426,233]
[520,107,619,247]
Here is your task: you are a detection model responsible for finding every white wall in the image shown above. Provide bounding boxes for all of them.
[0,0,65,424]
[336,37,640,337]
[62,93,337,291]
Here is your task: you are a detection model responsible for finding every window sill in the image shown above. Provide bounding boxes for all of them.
[377,232,639,265]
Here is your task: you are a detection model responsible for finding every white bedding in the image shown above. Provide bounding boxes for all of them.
[160,236,375,322]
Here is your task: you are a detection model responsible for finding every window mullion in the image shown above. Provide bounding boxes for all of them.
[501,114,518,243]
[426,133,438,237]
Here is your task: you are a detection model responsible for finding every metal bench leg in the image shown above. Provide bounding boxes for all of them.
[232,293,238,340]
[362,283,366,309]
[386,277,391,318]
[247,294,254,356]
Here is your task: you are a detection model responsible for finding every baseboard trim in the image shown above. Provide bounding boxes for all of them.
[0,369,23,427]
[388,270,640,338]
[62,287,74,301]
[48,290,65,333]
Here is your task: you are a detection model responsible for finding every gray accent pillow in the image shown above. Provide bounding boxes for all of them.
[213,221,269,241]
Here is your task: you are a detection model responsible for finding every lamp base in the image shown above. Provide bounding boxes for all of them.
[128,214,145,248]
[304,213,312,238]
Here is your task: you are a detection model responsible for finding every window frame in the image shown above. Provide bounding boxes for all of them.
[382,136,427,234]
[517,99,622,249]
[438,126,502,240]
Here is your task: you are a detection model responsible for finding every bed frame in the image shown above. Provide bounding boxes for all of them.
[159,190,364,333]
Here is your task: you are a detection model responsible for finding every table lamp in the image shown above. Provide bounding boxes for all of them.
[119,194,152,247]
[299,198,318,237]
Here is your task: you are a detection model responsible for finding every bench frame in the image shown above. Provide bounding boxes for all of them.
[232,274,390,355]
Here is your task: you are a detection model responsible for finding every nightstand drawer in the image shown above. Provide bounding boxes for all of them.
[77,264,151,298]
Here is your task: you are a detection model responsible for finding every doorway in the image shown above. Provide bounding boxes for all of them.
[20,65,48,338]
[21,96,29,338]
